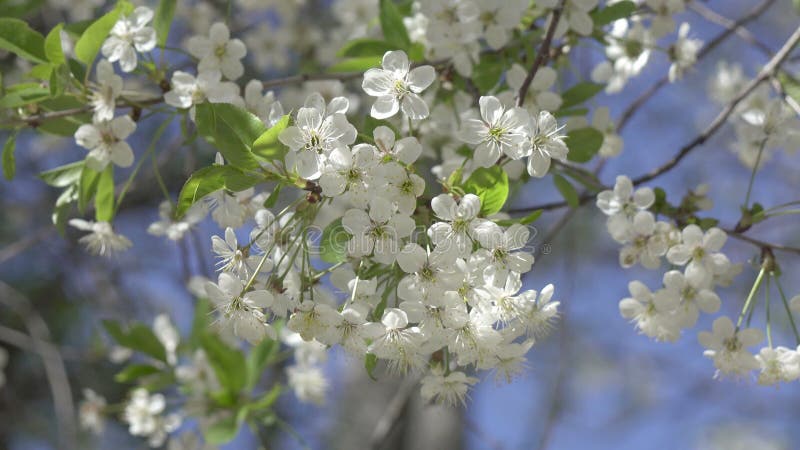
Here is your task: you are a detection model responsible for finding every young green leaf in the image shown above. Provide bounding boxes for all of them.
[201,334,247,394]
[462,166,510,216]
[175,165,262,218]
[2,133,18,181]
[252,114,290,161]
[39,161,85,187]
[553,174,579,207]
[565,127,604,163]
[194,103,261,170]
[379,0,411,49]
[78,165,102,213]
[319,218,351,263]
[559,82,604,109]
[590,1,637,27]
[74,1,133,65]
[365,353,378,381]
[472,53,505,93]
[114,364,161,383]
[153,0,177,48]
[327,56,382,73]
[338,38,397,58]
[495,209,543,227]
[44,23,66,65]
[205,414,240,445]
[95,166,115,222]
[102,320,168,363]
[0,18,47,63]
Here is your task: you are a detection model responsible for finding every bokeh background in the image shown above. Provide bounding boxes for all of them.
[1,0,799,449]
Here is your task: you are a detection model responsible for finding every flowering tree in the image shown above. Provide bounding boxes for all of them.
[0,0,799,448]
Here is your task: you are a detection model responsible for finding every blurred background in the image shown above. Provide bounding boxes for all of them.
[0,0,799,449]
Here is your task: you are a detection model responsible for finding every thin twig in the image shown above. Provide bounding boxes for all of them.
[517,0,566,107]
[616,0,777,132]
[0,281,77,450]
[688,2,774,56]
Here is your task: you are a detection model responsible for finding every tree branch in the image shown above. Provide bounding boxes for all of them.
[616,0,777,132]
[516,0,566,107]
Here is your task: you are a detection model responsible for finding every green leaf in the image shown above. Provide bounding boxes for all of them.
[777,71,800,105]
[95,166,114,221]
[553,107,589,118]
[2,132,17,181]
[262,185,281,208]
[102,320,168,363]
[75,1,133,65]
[320,218,351,263]
[553,174,579,208]
[379,0,411,49]
[472,53,505,93]
[0,18,47,63]
[0,86,50,109]
[462,166,509,216]
[78,165,102,213]
[175,165,262,218]
[246,339,277,389]
[327,56,382,73]
[194,103,261,170]
[39,161,84,187]
[36,95,91,136]
[495,209,542,227]
[338,38,397,58]
[565,127,604,163]
[44,23,65,65]
[205,414,240,445]
[0,0,46,18]
[201,334,247,394]
[52,186,77,236]
[590,1,637,27]
[115,364,160,383]
[365,353,378,381]
[153,0,176,48]
[252,114,290,161]
[559,82,604,109]
[250,384,281,411]
[188,296,210,350]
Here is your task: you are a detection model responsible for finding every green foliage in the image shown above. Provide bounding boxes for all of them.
[365,353,378,381]
[154,0,177,48]
[52,185,77,236]
[201,334,247,395]
[175,164,263,218]
[195,103,263,170]
[0,84,51,108]
[462,166,509,216]
[252,114,290,161]
[2,132,17,181]
[559,82,604,110]
[75,1,133,65]
[44,23,65,65]
[553,174,579,208]
[338,38,397,58]
[777,71,800,104]
[495,209,543,227]
[320,218,351,263]
[39,161,84,187]
[102,319,169,363]
[0,17,47,63]
[78,165,102,213]
[472,53,505,93]
[246,339,278,389]
[590,1,637,27]
[114,364,161,383]
[379,0,411,50]
[566,127,604,163]
[328,56,382,73]
[95,166,115,221]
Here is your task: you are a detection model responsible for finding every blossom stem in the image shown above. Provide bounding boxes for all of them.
[765,274,772,348]
[736,266,765,330]
[114,115,174,214]
[743,137,768,208]
[775,275,800,346]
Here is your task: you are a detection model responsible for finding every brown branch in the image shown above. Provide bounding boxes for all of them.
[510,22,800,214]
[630,25,800,186]
[516,0,566,107]
[688,2,774,56]
[616,0,777,132]
[723,229,800,255]
[368,378,418,450]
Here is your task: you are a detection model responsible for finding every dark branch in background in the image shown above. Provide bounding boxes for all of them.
[516,0,567,107]
[369,378,418,450]
[688,1,774,56]
[0,281,77,450]
[616,0,777,132]
[630,25,800,186]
